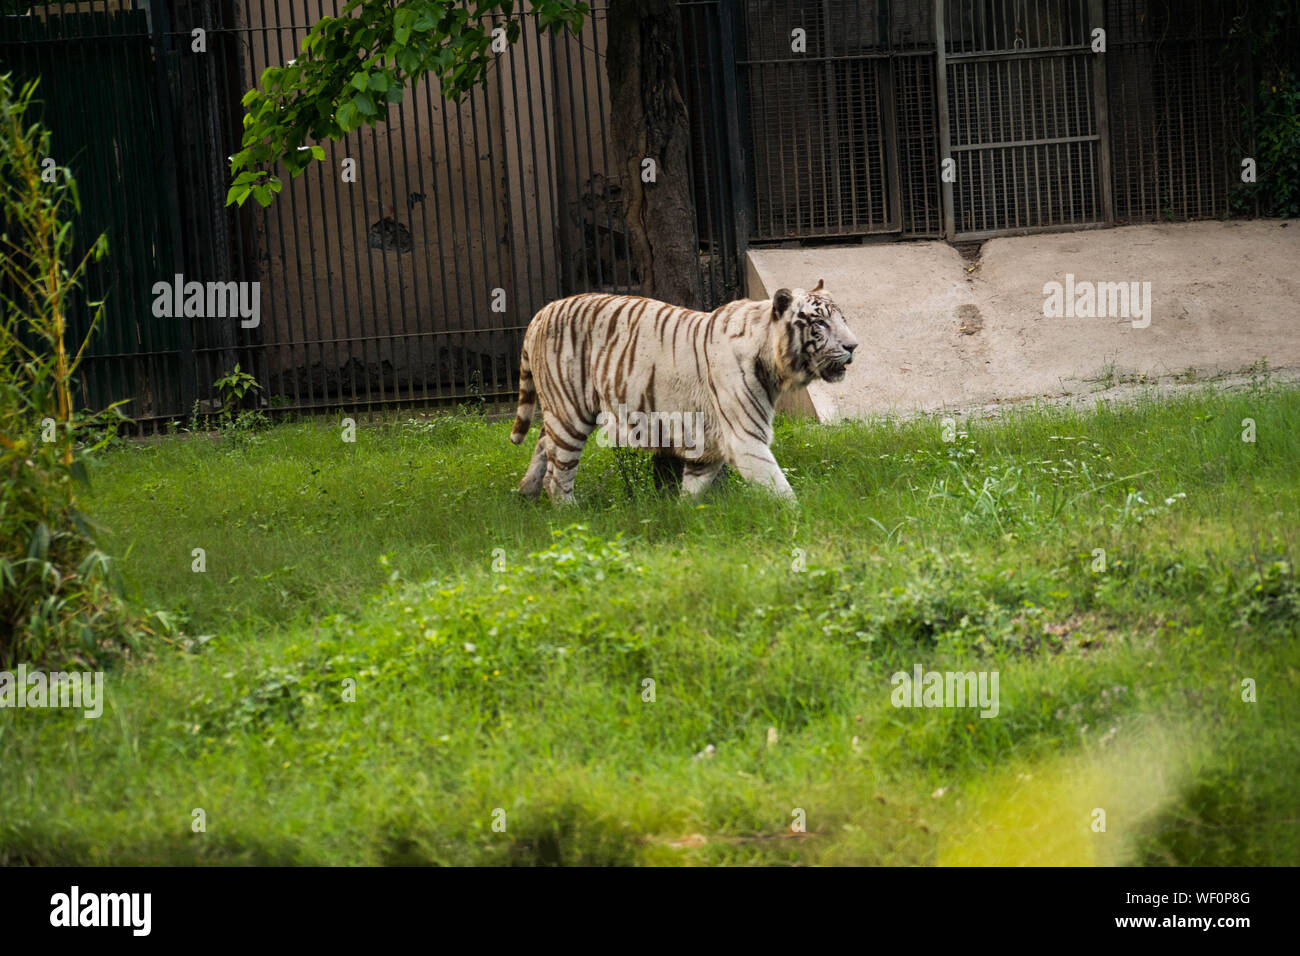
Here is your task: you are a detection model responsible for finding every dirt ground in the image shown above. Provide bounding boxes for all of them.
[745,220,1300,420]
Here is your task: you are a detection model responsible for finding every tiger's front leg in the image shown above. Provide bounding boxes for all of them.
[729,443,796,502]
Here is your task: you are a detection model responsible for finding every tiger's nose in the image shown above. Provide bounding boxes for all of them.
[844,343,857,364]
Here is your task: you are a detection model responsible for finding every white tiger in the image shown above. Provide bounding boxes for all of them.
[509,281,858,503]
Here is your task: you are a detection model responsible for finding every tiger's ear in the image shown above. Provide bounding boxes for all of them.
[772,288,793,319]
[811,278,824,293]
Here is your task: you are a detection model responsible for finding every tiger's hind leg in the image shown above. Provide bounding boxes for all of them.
[517,432,549,498]
[681,460,725,497]
[542,416,596,504]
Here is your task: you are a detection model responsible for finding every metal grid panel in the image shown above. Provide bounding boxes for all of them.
[894,51,943,235]
[943,0,1105,237]
[740,0,905,240]
[1106,0,1243,223]
[889,0,935,49]
[945,0,1092,52]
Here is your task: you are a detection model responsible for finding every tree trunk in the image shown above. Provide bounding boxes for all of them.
[607,0,700,310]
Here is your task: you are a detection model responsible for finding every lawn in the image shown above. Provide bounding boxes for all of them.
[2,382,1298,865]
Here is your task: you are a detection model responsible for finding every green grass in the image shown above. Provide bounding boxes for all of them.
[2,383,1298,865]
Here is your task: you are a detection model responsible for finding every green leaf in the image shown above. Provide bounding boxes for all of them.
[352,92,377,117]
[225,1,591,209]
[69,508,94,539]
[28,522,50,561]
[336,100,358,130]
[397,48,422,73]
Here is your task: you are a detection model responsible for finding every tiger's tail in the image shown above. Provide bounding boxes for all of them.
[510,340,535,445]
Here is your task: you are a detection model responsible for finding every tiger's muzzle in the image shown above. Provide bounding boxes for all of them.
[820,343,857,382]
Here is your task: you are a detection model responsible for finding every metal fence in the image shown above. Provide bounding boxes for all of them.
[679,0,748,304]
[0,0,1254,429]
[938,0,1109,239]
[2,0,709,427]
[1105,0,1246,223]
[737,0,942,240]
[694,0,1242,247]
[2,3,200,421]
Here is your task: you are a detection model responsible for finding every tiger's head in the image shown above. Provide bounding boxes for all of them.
[771,280,859,386]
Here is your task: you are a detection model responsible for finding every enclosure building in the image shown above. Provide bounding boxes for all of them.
[0,0,1251,425]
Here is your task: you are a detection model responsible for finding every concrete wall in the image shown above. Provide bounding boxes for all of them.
[748,221,1300,422]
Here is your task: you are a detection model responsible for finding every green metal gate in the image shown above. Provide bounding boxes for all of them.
[0,7,194,418]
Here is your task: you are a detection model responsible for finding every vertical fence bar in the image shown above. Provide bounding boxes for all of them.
[1090,0,1112,223]
[149,0,196,416]
[935,0,954,237]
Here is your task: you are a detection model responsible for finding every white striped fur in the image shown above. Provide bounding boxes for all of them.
[510,281,858,503]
